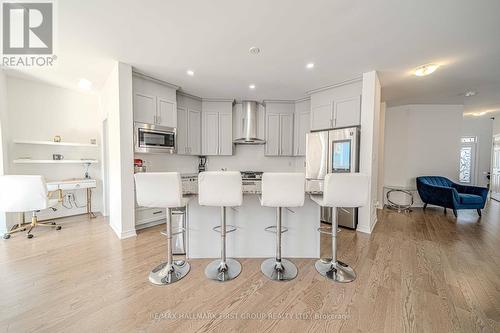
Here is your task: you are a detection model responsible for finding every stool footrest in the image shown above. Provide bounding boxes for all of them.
[317,226,342,235]
[264,225,288,234]
[161,227,185,237]
[212,225,237,234]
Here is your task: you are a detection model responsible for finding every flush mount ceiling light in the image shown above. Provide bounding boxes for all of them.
[249,84,256,90]
[306,62,315,69]
[464,90,478,97]
[249,47,260,55]
[78,78,92,91]
[414,64,440,76]
[186,70,194,76]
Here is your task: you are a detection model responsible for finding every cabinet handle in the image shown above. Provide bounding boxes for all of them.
[153,210,162,215]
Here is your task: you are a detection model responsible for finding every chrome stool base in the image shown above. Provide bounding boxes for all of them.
[261,258,297,281]
[205,258,241,282]
[315,259,356,283]
[149,261,190,285]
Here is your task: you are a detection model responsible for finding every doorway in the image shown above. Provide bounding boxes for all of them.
[459,136,478,184]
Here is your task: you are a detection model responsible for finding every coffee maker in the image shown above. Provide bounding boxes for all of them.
[198,156,207,173]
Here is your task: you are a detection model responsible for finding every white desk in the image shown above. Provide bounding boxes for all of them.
[47,179,97,218]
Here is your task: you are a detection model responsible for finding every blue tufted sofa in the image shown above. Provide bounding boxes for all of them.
[416,176,488,217]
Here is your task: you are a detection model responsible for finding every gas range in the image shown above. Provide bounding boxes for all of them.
[240,171,262,194]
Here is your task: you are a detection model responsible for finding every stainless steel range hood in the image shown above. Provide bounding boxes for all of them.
[233,101,266,144]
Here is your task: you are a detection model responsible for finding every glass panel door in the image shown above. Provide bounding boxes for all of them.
[331,139,351,173]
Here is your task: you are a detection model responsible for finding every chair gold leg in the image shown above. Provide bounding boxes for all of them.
[25,213,62,239]
[3,223,28,239]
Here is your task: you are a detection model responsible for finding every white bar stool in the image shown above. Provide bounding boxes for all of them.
[260,173,305,281]
[310,173,369,283]
[134,172,190,285]
[198,171,243,282]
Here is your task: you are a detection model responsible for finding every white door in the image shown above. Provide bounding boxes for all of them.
[295,111,310,156]
[133,93,156,124]
[280,113,294,156]
[176,107,188,155]
[218,112,233,156]
[157,98,176,127]
[202,112,219,155]
[188,109,201,155]
[310,103,332,131]
[265,113,280,156]
[492,135,500,201]
[334,96,361,128]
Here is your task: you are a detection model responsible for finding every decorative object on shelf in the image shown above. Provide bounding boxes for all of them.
[53,135,61,142]
[52,154,64,160]
[90,138,97,145]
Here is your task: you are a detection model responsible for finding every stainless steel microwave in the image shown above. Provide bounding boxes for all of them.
[134,123,176,154]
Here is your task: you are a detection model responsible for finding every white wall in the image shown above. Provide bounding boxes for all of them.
[100,62,136,239]
[384,104,463,199]
[377,102,386,207]
[493,114,500,136]
[137,145,300,174]
[358,71,381,234]
[0,70,8,233]
[5,76,102,221]
[462,115,493,187]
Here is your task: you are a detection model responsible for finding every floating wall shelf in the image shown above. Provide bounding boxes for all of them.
[13,140,99,148]
[13,159,99,164]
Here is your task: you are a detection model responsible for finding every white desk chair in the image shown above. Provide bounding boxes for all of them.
[198,171,243,282]
[134,172,190,285]
[0,175,62,239]
[310,173,369,283]
[260,172,305,281]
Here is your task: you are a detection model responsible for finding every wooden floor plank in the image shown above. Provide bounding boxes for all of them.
[1,201,499,332]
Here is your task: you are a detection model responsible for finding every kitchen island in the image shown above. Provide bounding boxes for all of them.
[185,192,321,259]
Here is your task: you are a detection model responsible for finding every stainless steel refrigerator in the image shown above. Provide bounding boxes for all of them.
[306,126,360,229]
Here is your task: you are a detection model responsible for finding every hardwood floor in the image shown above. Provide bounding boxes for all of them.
[1,201,499,333]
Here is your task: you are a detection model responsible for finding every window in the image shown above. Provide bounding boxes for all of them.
[461,136,477,143]
[459,146,472,183]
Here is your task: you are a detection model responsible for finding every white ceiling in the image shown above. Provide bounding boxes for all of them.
[7,0,500,112]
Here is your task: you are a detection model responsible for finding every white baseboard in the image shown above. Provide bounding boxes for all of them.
[356,216,378,234]
[109,221,137,239]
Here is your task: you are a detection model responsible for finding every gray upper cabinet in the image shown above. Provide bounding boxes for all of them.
[333,96,361,128]
[177,93,202,155]
[133,92,156,125]
[310,80,362,131]
[188,109,201,155]
[294,99,311,156]
[265,113,280,156]
[264,101,294,156]
[201,100,233,156]
[133,75,177,128]
[310,103,332,131]
[176,105,201,155]
[157,98,176,127]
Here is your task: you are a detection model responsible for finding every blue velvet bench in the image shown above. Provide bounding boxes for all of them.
[416,176,488,217]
